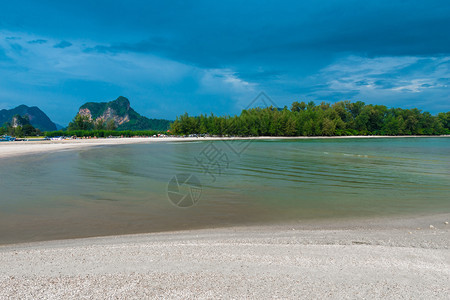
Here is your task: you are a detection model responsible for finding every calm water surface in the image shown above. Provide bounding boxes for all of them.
[0,137,449,244]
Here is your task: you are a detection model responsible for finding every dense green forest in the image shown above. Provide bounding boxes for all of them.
[171,101,450,136]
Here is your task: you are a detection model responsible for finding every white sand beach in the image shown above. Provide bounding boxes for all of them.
[0,137,164,159]
[0,214,449,299]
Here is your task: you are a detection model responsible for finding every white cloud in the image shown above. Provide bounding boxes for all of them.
[199,69,255,94]
[0,30,259,120]
[198,68,258,111]
[316,55,450,93]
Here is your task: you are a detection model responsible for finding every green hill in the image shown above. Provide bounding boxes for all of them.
[77,96,171,131]
[0,105,57,131]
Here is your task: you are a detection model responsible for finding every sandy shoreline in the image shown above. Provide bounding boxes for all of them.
[0,214,448,299]
[1,135,449,159]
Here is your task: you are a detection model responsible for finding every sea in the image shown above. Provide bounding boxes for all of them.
[0,137,449,244]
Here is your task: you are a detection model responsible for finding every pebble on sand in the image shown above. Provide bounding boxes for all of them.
[445,221,449,225]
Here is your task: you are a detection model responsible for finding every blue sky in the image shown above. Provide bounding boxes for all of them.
[0,0,449,125]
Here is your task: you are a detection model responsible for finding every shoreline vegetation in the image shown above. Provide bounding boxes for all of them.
[171,100,450,136]
[2,100,449,138]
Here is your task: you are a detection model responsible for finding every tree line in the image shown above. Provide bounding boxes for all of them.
[170,101,450,136]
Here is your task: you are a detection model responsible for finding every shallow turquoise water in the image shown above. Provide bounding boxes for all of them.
[0,137,449,244]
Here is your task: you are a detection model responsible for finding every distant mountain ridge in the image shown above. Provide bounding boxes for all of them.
[78,96,171,131]
[0,105,57,131]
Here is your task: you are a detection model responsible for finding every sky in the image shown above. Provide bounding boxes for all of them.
[0,0,449,125]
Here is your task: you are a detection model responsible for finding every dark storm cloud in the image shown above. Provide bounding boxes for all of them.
[28,39,47,44]
[97,1,450,66]
[54,40,72,48]
[4,1,450,64]
[84,37,169,55]
[0,0,449,124]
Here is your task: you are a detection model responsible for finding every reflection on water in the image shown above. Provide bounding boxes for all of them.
[0,137,449,244]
